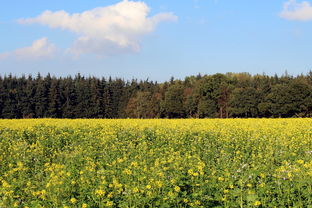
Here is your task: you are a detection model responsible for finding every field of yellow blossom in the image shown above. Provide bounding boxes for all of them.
[0,119,312,207]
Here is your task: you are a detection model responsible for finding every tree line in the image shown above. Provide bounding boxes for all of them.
[0,72,311,118]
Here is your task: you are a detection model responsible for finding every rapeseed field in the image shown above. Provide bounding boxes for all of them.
[0,119,311,207]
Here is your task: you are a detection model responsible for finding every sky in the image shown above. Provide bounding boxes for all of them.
[0,0,312,81]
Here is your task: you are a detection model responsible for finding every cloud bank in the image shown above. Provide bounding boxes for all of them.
[0,38,56,60]
[280,0,312,21]
[19,0,177,57]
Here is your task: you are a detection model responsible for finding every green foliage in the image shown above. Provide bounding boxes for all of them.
[0,72,311,118]
[162,83,185,118]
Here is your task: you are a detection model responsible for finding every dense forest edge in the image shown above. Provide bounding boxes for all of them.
[0,72,312,118]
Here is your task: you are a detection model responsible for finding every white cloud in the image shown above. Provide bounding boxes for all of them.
[19,0,177,57]
[0,38,56,60]
[280,0,312,21]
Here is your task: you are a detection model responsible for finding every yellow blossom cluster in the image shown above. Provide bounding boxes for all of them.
[0,118,311,207]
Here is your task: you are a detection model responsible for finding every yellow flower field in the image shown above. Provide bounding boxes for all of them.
[0,119,311,207]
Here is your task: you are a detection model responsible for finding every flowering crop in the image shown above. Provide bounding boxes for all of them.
[0,119,311,207]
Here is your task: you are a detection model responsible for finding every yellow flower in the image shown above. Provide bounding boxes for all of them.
[70,197,77,204]
[82,203,88,208]
[131,161,138,167]
[133,187,139,193]
[188,169,194,175]
[156,180,163,188]
[146,184,152,189]
[192,172,199,177]
[106,201,114,207]
[41,189,46,195]
[174,186,181,192]
[168,191,174,197]
[2,181,10,188]
[254,201,261,206]
[123,168,132,175]
[95,189,105,196]
[107,192,113,198]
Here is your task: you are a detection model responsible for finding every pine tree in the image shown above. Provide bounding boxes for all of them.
[1,75,20,118]
[48,78,61,118]
[61,77,77,118]
[34,74,49,118]
[0,76,4,118]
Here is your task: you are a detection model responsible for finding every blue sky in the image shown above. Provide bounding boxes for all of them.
[0,0,312,81]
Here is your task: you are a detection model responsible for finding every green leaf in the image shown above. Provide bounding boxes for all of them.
[247,194,258,202]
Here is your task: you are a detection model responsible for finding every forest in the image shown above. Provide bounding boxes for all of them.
[0,72,311,118]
